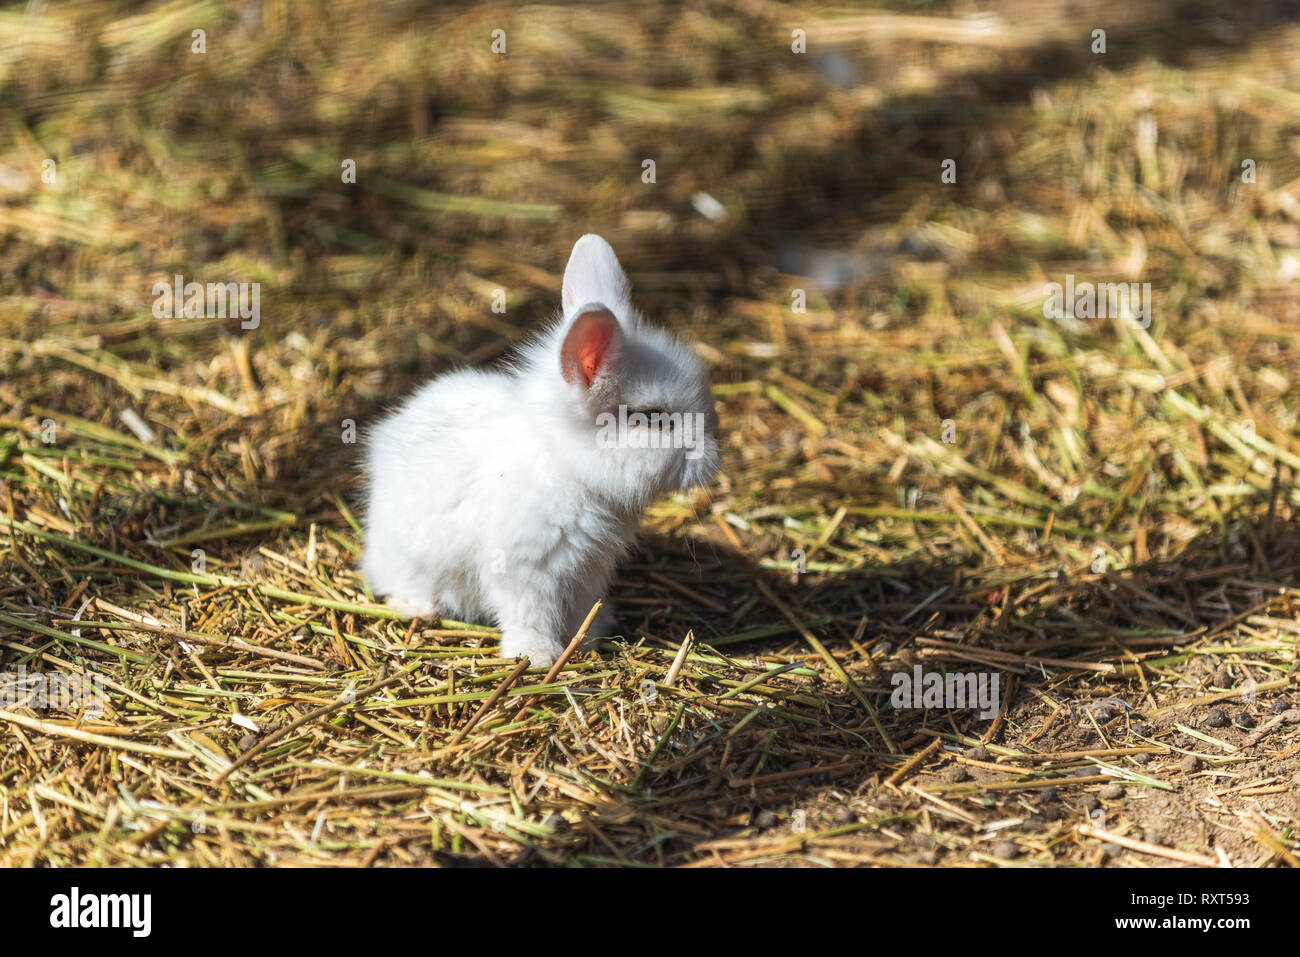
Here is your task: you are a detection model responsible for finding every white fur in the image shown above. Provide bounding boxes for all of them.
[361,234,720,666]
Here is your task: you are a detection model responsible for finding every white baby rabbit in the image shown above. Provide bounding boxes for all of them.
[361,234,720,667]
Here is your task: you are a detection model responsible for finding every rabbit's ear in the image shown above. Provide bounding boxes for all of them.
[561,307,624,389]
[562,234,630,315]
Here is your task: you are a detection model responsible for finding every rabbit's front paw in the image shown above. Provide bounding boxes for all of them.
[500,629,564,669]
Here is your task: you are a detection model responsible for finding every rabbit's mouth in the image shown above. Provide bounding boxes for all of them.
[680,438,721,491]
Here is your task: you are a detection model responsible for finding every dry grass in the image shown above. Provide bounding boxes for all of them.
[1,0,1298,867]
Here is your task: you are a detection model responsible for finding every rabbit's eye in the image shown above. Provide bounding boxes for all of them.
[630,408,673,427]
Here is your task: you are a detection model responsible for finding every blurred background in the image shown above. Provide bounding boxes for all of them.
[3,0,1298,507]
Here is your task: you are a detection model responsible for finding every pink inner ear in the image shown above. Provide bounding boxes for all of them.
[561,308,621,388]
